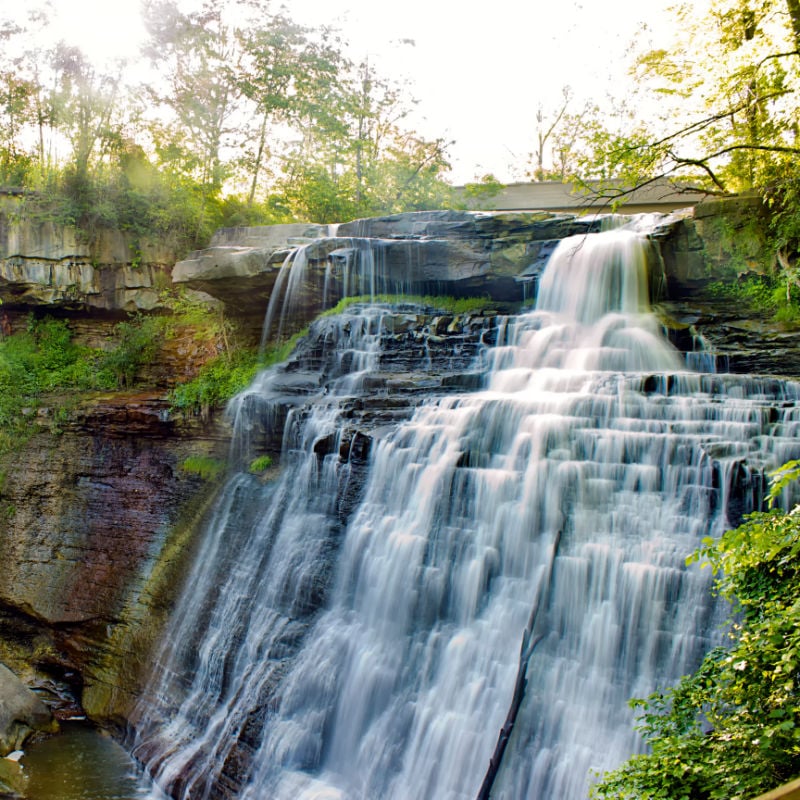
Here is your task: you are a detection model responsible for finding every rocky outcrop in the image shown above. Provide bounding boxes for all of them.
[658,195,770,284]
[653,196,800,379]
[0,209,179,313]
[0,663,56,754]
[0,258,172,312]
[0,396,230,728]
[0,308,233,731]
[173,211,605,328]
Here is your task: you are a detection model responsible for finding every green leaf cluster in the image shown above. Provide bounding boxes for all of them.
[592,472,800,800]
[168,348,262,414]
[248,455,273,473]
[706,274,800,324]
[168,325,308,415]
[0,316,113,452]
[98,314,167,389]
[179,456,225,481]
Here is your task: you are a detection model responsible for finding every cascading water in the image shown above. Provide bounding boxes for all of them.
[261,234,425,346]
[132,222,800,800]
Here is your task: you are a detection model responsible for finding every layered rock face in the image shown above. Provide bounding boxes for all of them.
[172,211,605,336]
[0,205,178,312]
[0,198,794,755]
[0,405,225,725]
[655,197,800,376]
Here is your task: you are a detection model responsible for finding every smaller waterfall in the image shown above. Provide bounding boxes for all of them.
[537,229,649,323]
[132,220,800,800]
[261,235,429,345]
[260,245,309,348]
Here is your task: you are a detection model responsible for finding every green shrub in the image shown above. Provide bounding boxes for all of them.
[706,274,800,324]
[169,349,261,414]
[169,326,309,414]
[0,316,111,452]
[179,456,225,480]
[99,314,166,388]
[248,455,273,473]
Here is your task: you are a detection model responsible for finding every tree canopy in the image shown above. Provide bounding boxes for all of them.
[0,0,458,250]
[527,2,800,270]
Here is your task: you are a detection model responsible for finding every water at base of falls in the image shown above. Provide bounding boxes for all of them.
[131,226,800,800]
[22,722,165,800]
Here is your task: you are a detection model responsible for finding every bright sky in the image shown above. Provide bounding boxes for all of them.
[30,0,686,184]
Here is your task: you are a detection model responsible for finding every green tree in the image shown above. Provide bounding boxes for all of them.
[0,21,36,185]
[276,55,453,222]
[50,43,125,185]
[528,86,574,182]
[577,2,799,194]
[237,9,346,206]
[562,0,800,289]
[142,0,241,192]
[0,11,57,185]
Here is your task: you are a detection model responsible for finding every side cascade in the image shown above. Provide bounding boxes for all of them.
[131,220,800,800]
[260,236,415,348]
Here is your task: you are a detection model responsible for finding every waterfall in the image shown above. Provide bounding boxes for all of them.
[132,222,800,800]
[260,236,415,347]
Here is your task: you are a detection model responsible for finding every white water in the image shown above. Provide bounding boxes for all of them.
[132,225,800,799]
[261,236,420,345]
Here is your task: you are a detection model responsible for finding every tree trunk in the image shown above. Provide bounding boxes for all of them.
[247,110,269,206]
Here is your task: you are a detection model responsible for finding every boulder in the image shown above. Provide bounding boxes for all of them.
[0,664,56,755]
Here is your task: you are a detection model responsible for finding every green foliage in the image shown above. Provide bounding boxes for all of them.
[769,461,800,505]
[706,274,800,324]
[556,0,800,275]
[179,455,225,481]
[248,455,273,473]
[0,316,110,452]
[169,324,309,415]
[456,174,505,210]
[99,314,166,389]
[169,349,261,414]
[272,56,454,223]
[591,470,800,800]
[321,293,495,317]
[158,289,233,344]
[0,2,457,254]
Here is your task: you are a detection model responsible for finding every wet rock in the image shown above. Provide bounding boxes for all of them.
[0,663,57,754]
[170,210,607,335]
[0,755,26,798]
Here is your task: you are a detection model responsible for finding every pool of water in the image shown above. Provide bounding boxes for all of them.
[22,722,163,800]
